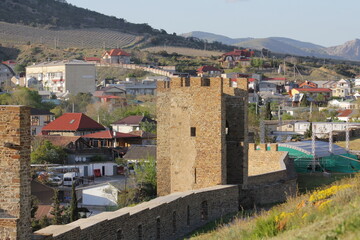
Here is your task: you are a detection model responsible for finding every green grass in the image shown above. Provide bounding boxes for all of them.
[189,174,360,240]
[297,173,354,193]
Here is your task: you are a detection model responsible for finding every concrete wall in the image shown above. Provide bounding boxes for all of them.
[65,64,96,94]
[0,106,31,240]
[33,185,239,240]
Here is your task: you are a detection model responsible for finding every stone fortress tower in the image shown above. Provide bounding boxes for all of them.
[157,77,249,196]
[0,106,31,240]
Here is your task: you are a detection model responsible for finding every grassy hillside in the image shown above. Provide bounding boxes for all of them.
[189,175,360,240]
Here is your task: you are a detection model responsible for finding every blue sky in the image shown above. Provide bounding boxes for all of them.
[67,0,359,47]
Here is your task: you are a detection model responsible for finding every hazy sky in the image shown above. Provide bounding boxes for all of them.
[66,0,359,47]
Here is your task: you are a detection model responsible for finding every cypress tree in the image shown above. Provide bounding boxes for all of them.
[69,183,79,222]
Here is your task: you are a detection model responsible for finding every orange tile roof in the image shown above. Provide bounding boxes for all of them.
[104,49,131,57]
[196,65,221,73]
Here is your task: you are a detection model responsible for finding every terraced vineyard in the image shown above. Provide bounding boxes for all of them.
[0,22,143,49]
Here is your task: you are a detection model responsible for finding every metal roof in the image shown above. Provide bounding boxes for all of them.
[279,140,347,158]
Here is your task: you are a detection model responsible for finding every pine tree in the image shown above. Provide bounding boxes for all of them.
[304,122,313,139]
[265,102,273,120]
[69,183,79,222]
[50,189,63,225]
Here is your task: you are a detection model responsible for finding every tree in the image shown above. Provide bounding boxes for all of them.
[50,189,63,225]
[134,157,157,198]
[69,183,79,222]
[140,120,156,133]
[31,140,67,164]
[304,122,313,139]
[31,195,39,218]
[264,102,273,120]
[300,95,310,107]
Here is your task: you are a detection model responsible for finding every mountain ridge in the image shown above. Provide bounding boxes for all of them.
[181,31,360,61]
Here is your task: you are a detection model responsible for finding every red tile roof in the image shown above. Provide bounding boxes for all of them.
[196,65,221,73]
[83,130,139,139]
[104,49,131,57]
[294,88,332,92]
[337,109,353,117]
[248,78,256,82]
[223,49,254,57]
[42,113,105,132]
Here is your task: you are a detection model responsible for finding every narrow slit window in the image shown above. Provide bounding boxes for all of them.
[191,127,196,137]
[172,211,177,234]
[138,225,143,240]
[185,78,190,87]
[156,217,161,239]
[116,229,123,240]
[201,201,208,221]
[187,205,190,226]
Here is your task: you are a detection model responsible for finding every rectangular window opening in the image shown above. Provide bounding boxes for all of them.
[190,127,196,137]
[201,78,210,87]
[185,78,190,87]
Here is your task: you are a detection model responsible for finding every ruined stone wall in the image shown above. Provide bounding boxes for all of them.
[0,106,31,240]
[33,185,239,240]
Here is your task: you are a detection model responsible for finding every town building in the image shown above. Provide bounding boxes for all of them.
[25,60,96,95]
[331,79,352,98]
[102,49,131,64]
[0,62,15,89]
[196,65,222,77]
[111,115,156,133]
[220,49,254,68]
[41,113,105,136]
[30,108,55,135]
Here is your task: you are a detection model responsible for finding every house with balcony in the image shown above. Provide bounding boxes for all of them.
[26,60,96,95]
[220,49,254,68]
[102,49,131,64]
[196,66,222,77]
[30,108,55,135]
[331,79,352,98]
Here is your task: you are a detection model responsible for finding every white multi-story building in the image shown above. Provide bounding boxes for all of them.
[26,60,96,95]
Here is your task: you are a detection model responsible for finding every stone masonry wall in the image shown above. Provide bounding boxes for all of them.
[157,77,248,196]
[33,185,239,240]
[0,106,31,240]
[157,77,226,195]
[248,143,286,176]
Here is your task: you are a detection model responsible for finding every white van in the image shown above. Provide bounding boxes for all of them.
[63,172,78,186]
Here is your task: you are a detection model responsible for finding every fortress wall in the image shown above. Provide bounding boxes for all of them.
[34,185,239,240]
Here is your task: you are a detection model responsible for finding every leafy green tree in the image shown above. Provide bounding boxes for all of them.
[62,92,93,113]
[140,120,156,133]
[9,87,42,108]
[304,122,313,139]
[31,195,39,218]
[31,140,67,164]
[69,183,79,222]
[50,189,63,225]
[135,157,157,197]
[300,95,310,107]
[264,102,273,120]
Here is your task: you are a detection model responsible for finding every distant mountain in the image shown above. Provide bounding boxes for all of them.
[181,31,252,45]
[326,39,360,60]
[182,31,360,61]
